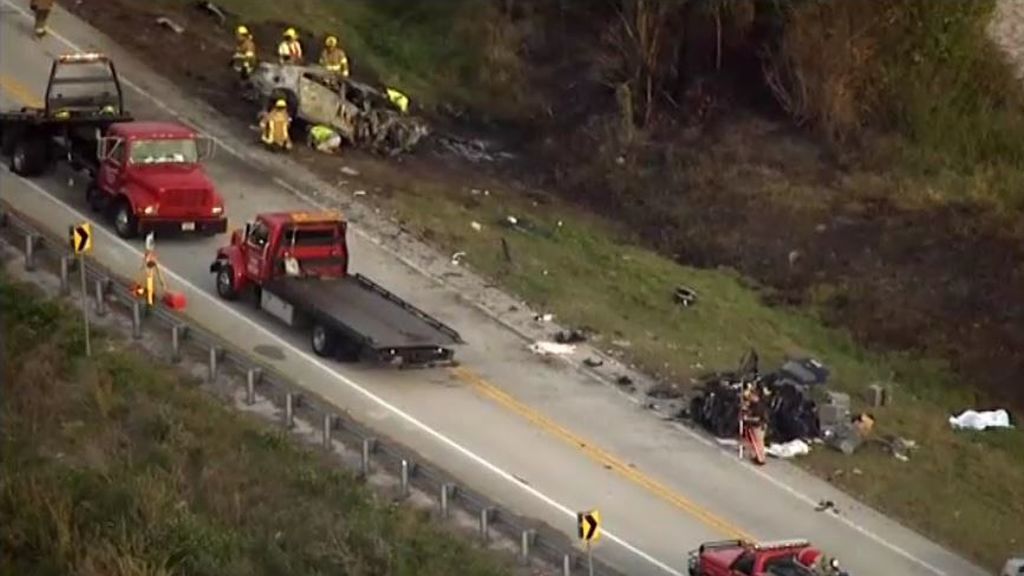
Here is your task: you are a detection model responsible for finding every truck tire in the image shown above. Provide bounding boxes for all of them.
[311,322,338,357]
[215,264,239,300]
[85,184,107,213]
[112,199,139,239]
[10,135,48,177]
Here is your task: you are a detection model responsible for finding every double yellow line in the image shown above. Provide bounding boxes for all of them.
[0,74,42,107]
[452,366,755,540]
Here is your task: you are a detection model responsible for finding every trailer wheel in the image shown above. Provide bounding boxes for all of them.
[215,264,239,300]
[311,323,338,357]
[112,200,138,239]
[10,135,48,177]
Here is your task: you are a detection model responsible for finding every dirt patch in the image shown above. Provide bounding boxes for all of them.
[65,0,1024,412]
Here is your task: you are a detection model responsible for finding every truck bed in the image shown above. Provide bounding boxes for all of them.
[266,273,462,352]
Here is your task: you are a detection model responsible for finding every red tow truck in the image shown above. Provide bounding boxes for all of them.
[209,210,462,366]
[687,539,842,576]
[0,53,226,239]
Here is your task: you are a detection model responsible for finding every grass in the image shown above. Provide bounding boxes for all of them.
[0,273,518,576]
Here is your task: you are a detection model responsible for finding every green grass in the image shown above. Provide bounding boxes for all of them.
[0,274,517,576]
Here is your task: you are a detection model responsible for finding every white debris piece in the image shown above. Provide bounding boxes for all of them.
[949,409,1013,431]
[340,166,360,176]
[470,221,482,232]
[766,439,811,459]
[528,341,576,356]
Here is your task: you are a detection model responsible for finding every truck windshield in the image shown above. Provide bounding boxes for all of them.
[130,139,198,165]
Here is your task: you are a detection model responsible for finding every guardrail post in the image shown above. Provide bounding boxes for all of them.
[245,368,261,405]
[360,437,375,477]
[440,483,454,518]
[24,233,37,271]
[322,414,333,449]
[131,300,143,339]
[207,346,221,381]
[562,553,572,576]
[520,529,534,564]
[171,324,187,363]
[94,278,108,316]
[59,255,71,294]
[284,392,295,429]
[399,459,410,498]
[479,508,492,543]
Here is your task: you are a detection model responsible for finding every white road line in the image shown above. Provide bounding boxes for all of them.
[0,3,972,575]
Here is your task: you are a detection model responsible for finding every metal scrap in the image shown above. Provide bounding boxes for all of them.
[155,16,185,34]
[193,1,227,25]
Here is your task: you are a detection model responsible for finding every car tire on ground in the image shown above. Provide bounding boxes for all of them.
[215,264,238,300]
[10,135,48,177]
[112,199,138,239]
[311,322,338,357]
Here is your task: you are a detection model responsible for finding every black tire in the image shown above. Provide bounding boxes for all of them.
[112,199,138,239]
[310,322,337,357]
[215,264,238,300]
[85,184,106,213]
[9,135,48,176]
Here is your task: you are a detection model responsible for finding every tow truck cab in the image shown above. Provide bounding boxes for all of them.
[94,122,226,238]
[688,539,820,576]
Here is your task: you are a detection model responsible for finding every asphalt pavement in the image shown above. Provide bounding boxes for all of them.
[0,2,994,575]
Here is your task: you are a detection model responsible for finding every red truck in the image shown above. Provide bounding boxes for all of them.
[687,539,836,576]
[209,210,462,366]
[0,53,226,239]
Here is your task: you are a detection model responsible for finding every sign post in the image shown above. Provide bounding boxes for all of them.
[577,509,601,576]
[69,223,93,357]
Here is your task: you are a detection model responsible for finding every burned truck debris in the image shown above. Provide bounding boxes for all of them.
[248,62,428,156]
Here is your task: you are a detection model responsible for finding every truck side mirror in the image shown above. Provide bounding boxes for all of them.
[195,135,216,161]
[97,136,123,162]
[244,222,252,240]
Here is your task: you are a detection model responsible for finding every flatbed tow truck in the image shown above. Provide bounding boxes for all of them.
[210,210,462,367]
[0,53,226,238]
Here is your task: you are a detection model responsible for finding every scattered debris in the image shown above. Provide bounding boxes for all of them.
[353,190,367,197]
[340,166,360,176]
[469,188,490,196]
[436,134,514,163]
[610,339,632,348]
[949,408,1013,431]
[766,439,811,459]
[528,341,576,356]
[450,251,466,266]
[533,313,554,322]
[616,375,634,388]
[815,500,839,514]
[500,237,512,263]
[554,329,588,344]
[155,16,185,34]
[583,357,604,368]
[470,221,482,232]
[646,382,683,400]
[673,285,698,307]
[193,0,227,25]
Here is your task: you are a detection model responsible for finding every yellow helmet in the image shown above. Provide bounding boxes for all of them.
[325,35,337,47]
[274,99,287,108]
[236,25,250,36]
[283,27,297,39]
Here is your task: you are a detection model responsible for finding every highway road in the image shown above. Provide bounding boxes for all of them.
[0,2,994,575]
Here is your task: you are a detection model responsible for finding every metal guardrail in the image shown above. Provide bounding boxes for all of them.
[0,203,625,576]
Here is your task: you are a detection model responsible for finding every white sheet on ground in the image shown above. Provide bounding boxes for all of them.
[948,409,1013,431]
[528,341,576,356]
[766,439,811,458]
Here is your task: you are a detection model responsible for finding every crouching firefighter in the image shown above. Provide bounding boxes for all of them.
[260,99,292,151]
[740,382,769,465]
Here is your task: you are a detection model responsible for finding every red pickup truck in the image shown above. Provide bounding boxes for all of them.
[687,539,834,576]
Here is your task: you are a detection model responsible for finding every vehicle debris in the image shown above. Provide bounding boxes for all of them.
[553,328,588,344]
[435,134,513,163]
[583,357,604,368]
[533,313,554,322]
[450,251,466,266]
[155,16,185,34]
[673,285,698,307]
[766,439,811,459]
[528,341,576,356]
[470,221,482,232]
[193,0,227,24]
[949,408,1013,431]
[340,166,360,176]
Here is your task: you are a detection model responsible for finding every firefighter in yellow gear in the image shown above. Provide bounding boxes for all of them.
[277,27,303,64]
[318,35,349,78]
[30,0,54,38]
[232,25,258,79]
[132,247,167,307]
[260,99,292,151]
[385,87,409,114]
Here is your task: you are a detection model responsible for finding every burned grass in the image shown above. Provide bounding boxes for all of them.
[0,275,517,576]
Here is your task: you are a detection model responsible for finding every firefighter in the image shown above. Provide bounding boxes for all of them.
[231,25,257,79]
[307,124,341,154]
[30,0,54,38]
[260,99,292,151]
[132,243,167,307]
[318,35,349,79]
[277,27,303,64]
[740,382,769,465]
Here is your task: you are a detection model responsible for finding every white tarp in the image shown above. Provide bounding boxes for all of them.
[766,439,811,459]
[948,409,1013,431]
[528,341,576,356]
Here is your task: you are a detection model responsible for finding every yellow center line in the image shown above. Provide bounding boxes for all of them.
[0,73,43,108]
[452,366,756,541]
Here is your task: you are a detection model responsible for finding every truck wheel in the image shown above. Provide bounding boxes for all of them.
[10,136,48,177]
[311,323,338,357]
[215,264,239,300]
[113,200,138,239]
[85,185,106,213]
